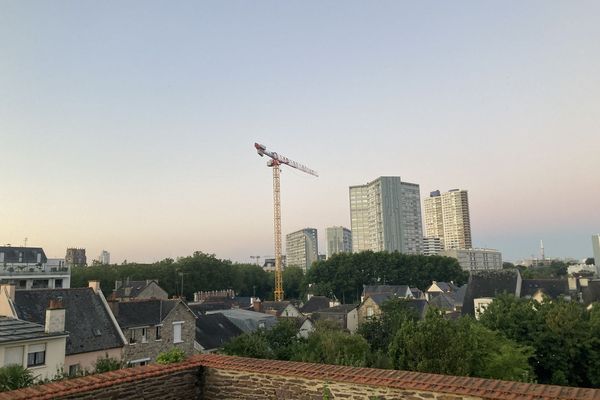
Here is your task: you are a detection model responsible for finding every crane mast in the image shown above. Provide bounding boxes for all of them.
[255,143,317,301]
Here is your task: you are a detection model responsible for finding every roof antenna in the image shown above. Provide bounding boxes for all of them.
[24,237,28,247]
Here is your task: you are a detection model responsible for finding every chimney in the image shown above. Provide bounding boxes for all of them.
[253,299,262,313]
[45,298,65,333]
[88,280,101,294]
[0,284,16,302]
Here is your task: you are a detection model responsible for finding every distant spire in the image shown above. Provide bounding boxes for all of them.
[540,240,545,260]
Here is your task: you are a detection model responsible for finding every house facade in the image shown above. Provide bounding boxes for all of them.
[111,299,196,366]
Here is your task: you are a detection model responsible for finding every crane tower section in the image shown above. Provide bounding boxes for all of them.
[254,142,318,301]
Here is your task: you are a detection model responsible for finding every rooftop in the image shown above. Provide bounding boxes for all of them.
[0,316,66,344]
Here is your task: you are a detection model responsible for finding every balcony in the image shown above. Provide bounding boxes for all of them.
[0,263,71,277]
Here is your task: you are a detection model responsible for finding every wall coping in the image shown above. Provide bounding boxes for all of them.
[1,354,599,400]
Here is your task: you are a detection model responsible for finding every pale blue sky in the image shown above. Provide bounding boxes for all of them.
[1,1,599,263]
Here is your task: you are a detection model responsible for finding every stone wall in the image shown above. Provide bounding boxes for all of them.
[202,367,480,400]
[122,302,196,364]
[2,354,599,400]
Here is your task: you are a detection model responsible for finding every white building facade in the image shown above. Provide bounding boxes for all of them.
[286,228,319,271]
[0,247,70,289]
[349,176,422,254]
[422,237,444,256]
[440,248,502,271]
[326,226,352,258]
[592,235,600,276]
[424,189,472,250]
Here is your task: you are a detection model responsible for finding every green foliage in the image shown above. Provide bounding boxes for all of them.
[156,348,186,365]
[265,318,303,360]
[389,310,533,381]
[71,251,277,301]
[294,322,370,367]
[94,355,122,373]
[480,294,600,387]
[0,364,35,392]
[520,262,568,279]
[357,298,419,353]
[586,257,595,265]
[223,330,275,359]
[282,267,305,299]
[304,251,467,303]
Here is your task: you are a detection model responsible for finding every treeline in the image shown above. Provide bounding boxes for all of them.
[306,251,468,303]
[72,251,467,302]
[224,296,600,387]
[71,252,277,300]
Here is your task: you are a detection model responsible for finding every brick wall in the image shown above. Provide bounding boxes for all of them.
[2,354,599,400]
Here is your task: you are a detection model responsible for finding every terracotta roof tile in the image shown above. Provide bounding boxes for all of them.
[2,354,600,400]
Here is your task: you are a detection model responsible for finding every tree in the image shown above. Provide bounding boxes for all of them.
[265,319,303,361]
[304,251,467,303]
[294,322,370,367]
[357,298,419,353]
[282,267,304,300]
[94,355,122,373]
[586,257,595,265]
[0,365,35,392]
[222,331,274,359]
[389,310,532,381]
[156,348,187,364]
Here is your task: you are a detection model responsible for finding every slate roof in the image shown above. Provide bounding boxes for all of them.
[261,301,298,317]
[195,313,243,351]
[461,269,520,316]
[582,279,600,306]
[112,299,181,328]
[427,281,458,293]
[189,302,233,315]
[405,299,429,319]
[14,288,123,355]
[300,296,331,313]
[363,285,411,298]
[313,304,358,315]
[207,309,277,333]
[0,316,67,343]
[429,292,457,311]
[520,279,571,299]
[0,247,47,264]
[112,280,163,299]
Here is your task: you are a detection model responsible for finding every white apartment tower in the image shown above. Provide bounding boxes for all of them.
[349,176,423,254]
[592,234,600,276]
[286,228,319,272]
[424,189,472,250]
[99,250,110,265]
[326,226,352,258]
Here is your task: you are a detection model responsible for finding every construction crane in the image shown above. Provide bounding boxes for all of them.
[254,143,318,301]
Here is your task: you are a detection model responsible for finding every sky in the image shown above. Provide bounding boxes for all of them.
[1,1,599,264]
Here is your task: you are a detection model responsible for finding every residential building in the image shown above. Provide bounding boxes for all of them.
[326,226,352,258]
[520,279,571,302]
[286,228,318,271]
[205,309,278,333]
[262,256,286,272]
[110,299,196,366]
[0,315,68,381]
[361,285,413,303]
[194,313,243,353]
[65,248,86,267]
[109,279,168,302]
[423,189,472,250]
[461,269,522,319]
[0,246,70,289]
[422,237,443,256]
[259,301,301,318]
[300,296,338,316]
[357,296,428,325]
[99,250,110,265]
[349,176,422,254]
[593,235,600,275]
[440,248,502,271]
[0,282,125,375]
[311,304,359,333]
